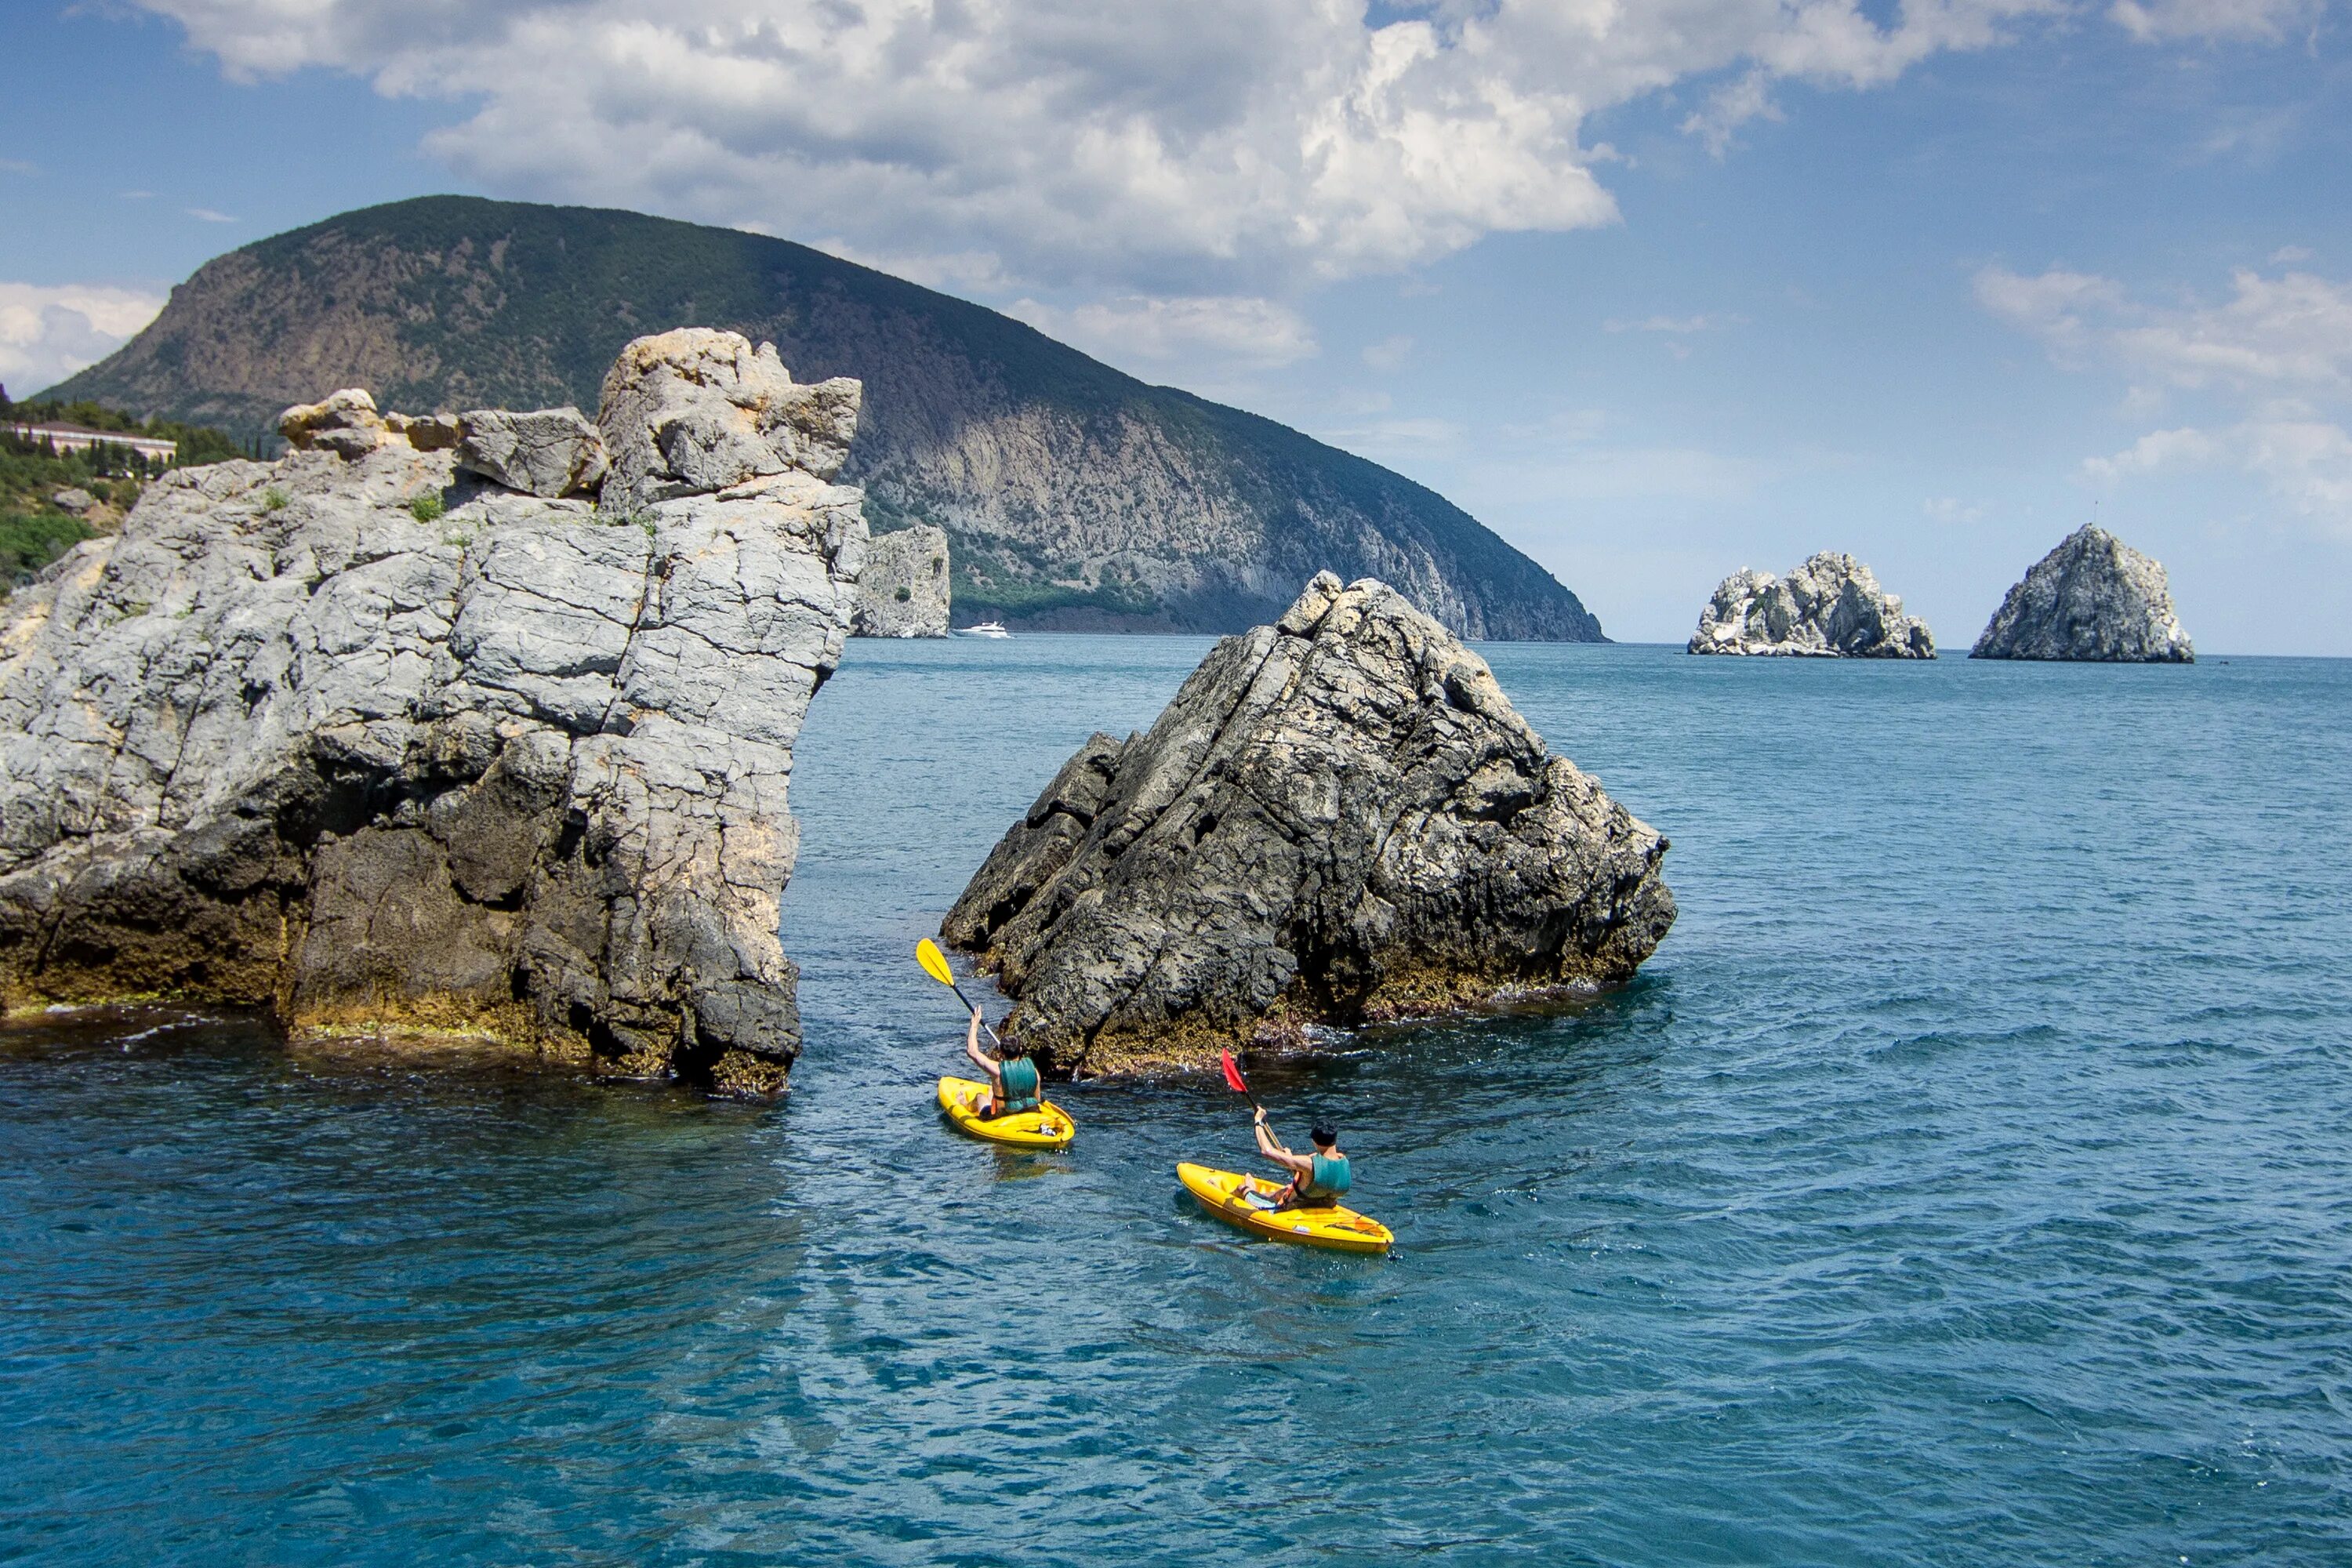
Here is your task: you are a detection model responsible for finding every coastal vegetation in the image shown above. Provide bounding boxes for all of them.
[1,386,245,593]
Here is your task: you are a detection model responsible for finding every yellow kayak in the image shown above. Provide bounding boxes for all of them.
[936,1076,1076,1149]
[1177,1161,1393,1254]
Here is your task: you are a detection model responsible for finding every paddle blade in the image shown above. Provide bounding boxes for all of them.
[1220,1047,1250,1098]
[916,938,956,987]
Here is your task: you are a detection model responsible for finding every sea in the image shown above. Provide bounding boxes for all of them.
[4,637,2348,1566]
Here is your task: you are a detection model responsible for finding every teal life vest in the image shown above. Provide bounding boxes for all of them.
[998,1056,1042,1114]
[1303,1152,1352,1203]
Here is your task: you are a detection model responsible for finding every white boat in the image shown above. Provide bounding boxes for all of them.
[959,621,1013,639]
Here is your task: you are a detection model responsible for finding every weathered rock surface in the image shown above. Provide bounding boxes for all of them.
[49,488,96,516]
[597,328,861,515]
[851,524,950,637]
[1972,524,2193,662]
[455,407,608,497]
[278,387,390,458]
[0,331,868,1094]
[942,572,1675,1075]
[1689,552,1935,658]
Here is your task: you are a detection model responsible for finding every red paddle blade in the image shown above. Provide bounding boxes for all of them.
[1220,1047,1250,1096]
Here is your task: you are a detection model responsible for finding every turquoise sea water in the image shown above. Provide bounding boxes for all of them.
[4,639,2349,1566]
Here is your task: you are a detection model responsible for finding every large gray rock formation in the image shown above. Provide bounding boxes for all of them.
[942,573,1675,1076]
[1689,552,1935,658]
[1973,524,2193,662]
[851,524,950,637]
[0,330,867,1095]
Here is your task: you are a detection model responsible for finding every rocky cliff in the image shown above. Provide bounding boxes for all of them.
[51,196,1602,641]
[1689,553,1935,658]
[942,573,1674,1076]
[851,524,950,637]
[0,328,866,1094]
[1972,524,2193,662]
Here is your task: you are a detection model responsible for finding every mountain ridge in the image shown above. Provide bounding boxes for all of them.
[53,195,1604,639]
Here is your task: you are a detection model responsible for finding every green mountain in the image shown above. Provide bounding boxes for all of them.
[53,196,1603,638]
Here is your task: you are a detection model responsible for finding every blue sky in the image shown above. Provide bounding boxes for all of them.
[4,2,2347,652]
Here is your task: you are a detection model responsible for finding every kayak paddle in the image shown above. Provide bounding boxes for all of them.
[1219,1045,1261,1112]
[916,938,1004,1049]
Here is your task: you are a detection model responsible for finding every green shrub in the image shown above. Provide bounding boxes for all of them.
[260,487,289,513]
[409,493,445,524]
[894,584,911,601]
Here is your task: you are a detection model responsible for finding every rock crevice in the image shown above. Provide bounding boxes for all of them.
[942,572,1674,1076]
[0,330,866,1094]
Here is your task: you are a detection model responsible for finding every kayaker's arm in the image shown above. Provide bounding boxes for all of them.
[963,1006,1004,1088]
[1254,1109,1310,1175]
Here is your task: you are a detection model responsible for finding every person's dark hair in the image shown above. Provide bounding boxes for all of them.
[997,1038,1031,1060]
[1309,1124,1338,1149]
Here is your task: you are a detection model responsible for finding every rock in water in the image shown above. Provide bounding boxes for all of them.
[942,573,1675,1074]
[1689,552,1935,658]
[851,524,951,637]
[0,332,868,1096]
[1972,524,2194,662]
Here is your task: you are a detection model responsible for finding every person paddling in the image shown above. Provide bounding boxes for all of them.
[963,1003,1042,1120]
[1250,1107,1350,1210]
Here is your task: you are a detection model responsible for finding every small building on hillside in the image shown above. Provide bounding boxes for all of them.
[5,422,179,463]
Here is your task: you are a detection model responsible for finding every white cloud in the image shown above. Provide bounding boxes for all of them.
[1004,294,1317,373]
[0,158,36,176]
[1924,496,1985,524]
[2109,0,2325,41]
[2087,416,2352,530]
[184,207,238,223]
[1989,260,2352,533]
[1682,68,1784,156]
[1362,334,1414,370]
[2270,245,2314,264]
[127,0,2067,297]
[1979,263,2352,387]
[1605,313,1740,334]
[0,283,167,395]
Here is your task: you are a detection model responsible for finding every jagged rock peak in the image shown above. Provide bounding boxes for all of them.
[597,327,862,515]
[0,329,870,1095]
[1690,551,1936,659]
[1972,524,2193,662]
[942,571,1675,1076]
[851,524,951,637]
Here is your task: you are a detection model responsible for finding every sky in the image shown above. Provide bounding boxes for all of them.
[2,1,2348,652]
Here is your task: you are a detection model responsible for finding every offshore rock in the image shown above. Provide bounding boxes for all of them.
[1689,552,1935,658]
[1972,524,2194,662]
[942,572,1675,1075]
[456,407,610,498]
[0,330,867,1095]
[851,524,950,637]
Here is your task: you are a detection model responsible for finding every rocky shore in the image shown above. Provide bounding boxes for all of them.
[1973,524,2193,662]
[0,328,866,1095]
[1689,552,1935,658]
[942,572,1675,1076]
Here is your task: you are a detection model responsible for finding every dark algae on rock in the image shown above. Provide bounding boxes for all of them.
[0,328,869,1095]
[1973,524,2194,662]
[942,573,1675,1076]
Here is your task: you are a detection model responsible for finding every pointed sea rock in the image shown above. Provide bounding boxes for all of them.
[1972,524,2193,662]
[942,572,1675,1076]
